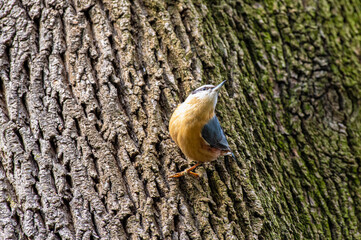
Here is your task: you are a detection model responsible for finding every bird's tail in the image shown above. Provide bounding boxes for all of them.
[225,151,236,160]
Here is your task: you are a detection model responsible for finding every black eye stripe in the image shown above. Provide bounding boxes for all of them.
[192,86,213,94]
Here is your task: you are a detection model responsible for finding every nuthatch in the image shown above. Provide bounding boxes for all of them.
[169,81,234,178]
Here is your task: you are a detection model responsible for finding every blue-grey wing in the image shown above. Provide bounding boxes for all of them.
[201,115,230,151]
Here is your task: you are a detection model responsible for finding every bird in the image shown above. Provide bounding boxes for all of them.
[168,80,234,178]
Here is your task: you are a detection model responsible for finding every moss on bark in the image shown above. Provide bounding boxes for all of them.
[0,0,360,239]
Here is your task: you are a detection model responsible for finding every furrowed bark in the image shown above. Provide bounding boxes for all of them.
[0,0,360,239]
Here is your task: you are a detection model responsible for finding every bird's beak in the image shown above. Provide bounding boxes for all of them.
[213,80,226,92]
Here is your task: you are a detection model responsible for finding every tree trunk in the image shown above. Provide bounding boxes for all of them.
[0,0,360,239]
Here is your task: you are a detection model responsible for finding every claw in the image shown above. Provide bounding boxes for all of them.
[188,171,200,178]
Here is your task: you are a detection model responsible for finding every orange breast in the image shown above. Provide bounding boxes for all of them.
[169,102,220,162]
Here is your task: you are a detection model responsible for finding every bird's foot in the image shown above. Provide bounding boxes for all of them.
[188,171,200,178]
[168,171,186,178]
[168,170,200,178]
[169,163,201,178]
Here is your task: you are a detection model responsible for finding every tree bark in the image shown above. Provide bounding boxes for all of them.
[0,0,361,239]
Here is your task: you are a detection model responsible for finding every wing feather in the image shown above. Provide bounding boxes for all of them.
[201,115,230,151]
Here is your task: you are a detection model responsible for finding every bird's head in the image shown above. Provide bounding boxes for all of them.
[184,80,226,108]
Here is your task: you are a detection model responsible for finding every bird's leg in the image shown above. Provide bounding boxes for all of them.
[169,163,201,178]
